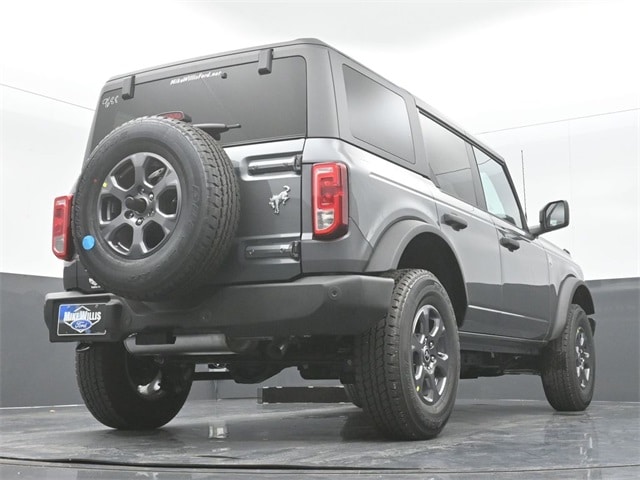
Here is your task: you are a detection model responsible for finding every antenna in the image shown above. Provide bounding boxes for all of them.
[520,150,528,220]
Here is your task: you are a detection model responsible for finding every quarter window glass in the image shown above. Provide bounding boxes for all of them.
[343,65,414,162]
[419,114,477,206]
[473,147,523,228]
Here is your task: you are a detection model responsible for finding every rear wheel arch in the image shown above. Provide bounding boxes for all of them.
[366,221,468,328]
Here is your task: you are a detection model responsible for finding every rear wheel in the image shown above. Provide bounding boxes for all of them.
[354,269,460,440]
[76,342,194,429]
[541,304,595,411]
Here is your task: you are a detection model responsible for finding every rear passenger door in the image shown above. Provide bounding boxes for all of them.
[418,113,503,328]
[472,147,551,339]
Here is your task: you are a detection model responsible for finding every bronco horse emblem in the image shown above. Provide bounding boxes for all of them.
[268,185,291,214]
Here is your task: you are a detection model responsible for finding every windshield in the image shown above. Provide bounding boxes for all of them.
[91,56,307,152]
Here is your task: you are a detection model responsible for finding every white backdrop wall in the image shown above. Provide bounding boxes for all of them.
[478,109,639,280]
[1,0,638,279]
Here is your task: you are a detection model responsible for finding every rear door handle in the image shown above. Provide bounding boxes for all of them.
[499,236,520,251]
[442,213,468,231]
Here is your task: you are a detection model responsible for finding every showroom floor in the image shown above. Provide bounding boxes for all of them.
[0,398,638,479]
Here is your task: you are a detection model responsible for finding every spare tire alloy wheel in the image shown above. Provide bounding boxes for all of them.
[99,151,181,258]
[355,269,460,440]
[73,117,240,300]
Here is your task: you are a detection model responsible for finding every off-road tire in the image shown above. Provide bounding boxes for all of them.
[76,342,194,429]
[541,304,595,411]
[343,383,363,408]
[354,269,460,440]
[73,116,240,300]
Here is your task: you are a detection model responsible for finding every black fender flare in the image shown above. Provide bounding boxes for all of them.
[548,276,595,341]
[364,219,469,325]
[365,219,465,279]
[365,220,442,272]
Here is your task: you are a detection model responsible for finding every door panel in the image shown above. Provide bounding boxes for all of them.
[418,112,503,332]
[495,220,551,339]
[471,146,551,339]
[432,192,503,328]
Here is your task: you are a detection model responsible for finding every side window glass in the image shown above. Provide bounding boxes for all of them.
[473,147,523,228]
[419,113,477,206]
[343,66,414,162]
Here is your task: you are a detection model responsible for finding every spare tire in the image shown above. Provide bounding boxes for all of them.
[72,116,240,300]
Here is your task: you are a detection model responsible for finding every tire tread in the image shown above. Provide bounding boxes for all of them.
[76,343,192,429]
[73,116,240,300]
[354,269,459,440]
[541,304,594,411]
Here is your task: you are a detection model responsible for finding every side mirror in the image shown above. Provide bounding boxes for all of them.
[530,200,569,236]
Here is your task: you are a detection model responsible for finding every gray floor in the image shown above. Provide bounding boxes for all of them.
[1,399,638,479]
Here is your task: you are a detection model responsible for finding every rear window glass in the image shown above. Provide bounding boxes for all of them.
[343,65,414,162]
[91,56,307,151]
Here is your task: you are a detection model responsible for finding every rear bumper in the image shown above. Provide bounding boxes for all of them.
[44,275,394,342]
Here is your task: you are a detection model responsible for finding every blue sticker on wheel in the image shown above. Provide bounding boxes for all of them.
[82,235,96,250]
[57,304,107,336]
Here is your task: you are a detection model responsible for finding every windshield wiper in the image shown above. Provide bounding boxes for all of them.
[194,123,241,140]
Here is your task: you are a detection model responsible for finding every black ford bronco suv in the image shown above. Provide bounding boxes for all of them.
[46,39,596,440]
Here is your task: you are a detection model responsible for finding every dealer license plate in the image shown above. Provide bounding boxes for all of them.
[57,303,108,336]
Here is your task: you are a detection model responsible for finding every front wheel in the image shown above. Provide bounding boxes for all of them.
[354,269,460,440]
[76,342,194,429]
[541,304,595,411]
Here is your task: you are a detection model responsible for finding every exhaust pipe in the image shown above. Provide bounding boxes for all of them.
[124,333,234,355]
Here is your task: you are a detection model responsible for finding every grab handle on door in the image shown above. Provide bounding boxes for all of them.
[499,236,520,252]
[442,213,468,231]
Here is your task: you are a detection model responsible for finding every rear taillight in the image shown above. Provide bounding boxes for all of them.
[157,111,192,122]
[52,195,73,260]
[312,162,348,239]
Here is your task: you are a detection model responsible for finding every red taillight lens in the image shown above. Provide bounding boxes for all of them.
[52,195,73,260]
[312,162,348,239]
[157,111,192,122]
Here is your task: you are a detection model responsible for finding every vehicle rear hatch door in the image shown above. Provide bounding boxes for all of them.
[88,53,307,283]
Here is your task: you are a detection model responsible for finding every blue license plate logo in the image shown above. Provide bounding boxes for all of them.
[57,304,107,336]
